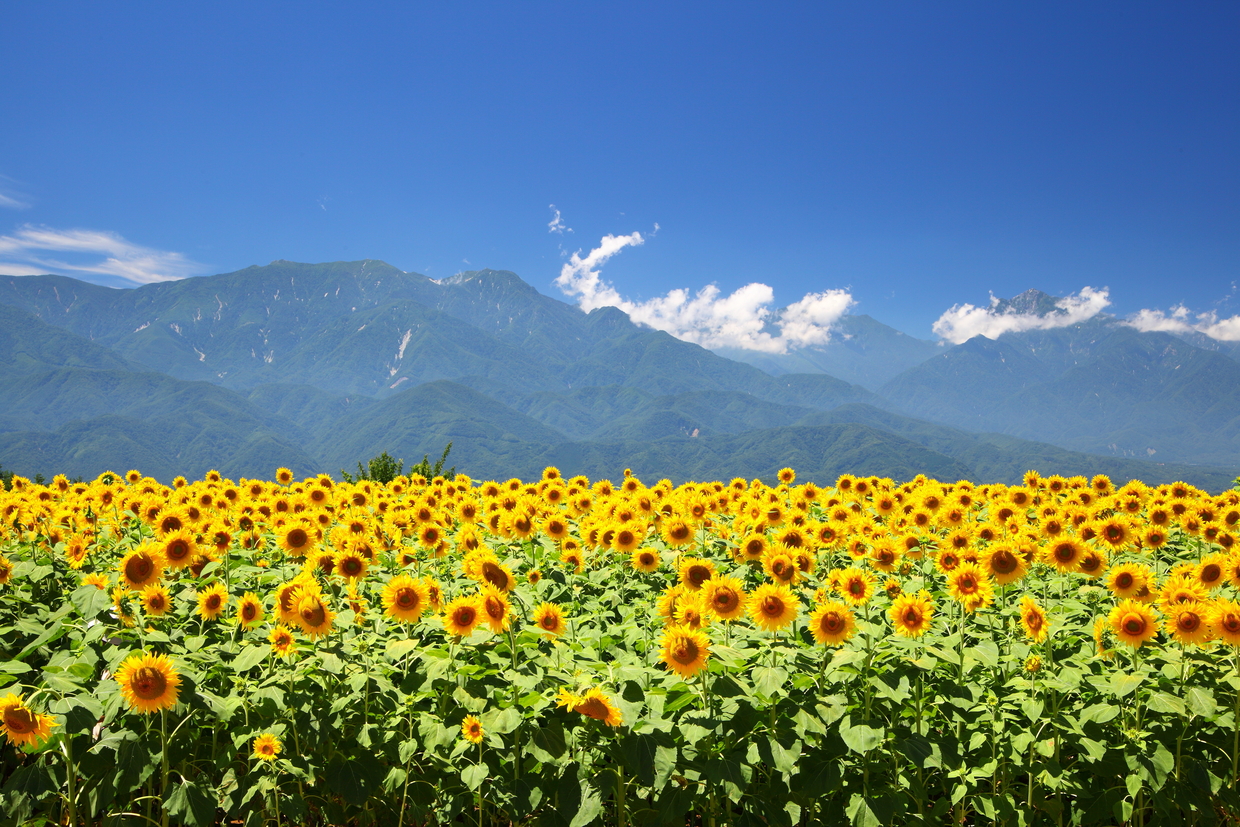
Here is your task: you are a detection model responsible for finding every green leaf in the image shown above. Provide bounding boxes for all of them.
[970,639,999,668]
[325,753,384,806]
[1146,692,1186,717]
[386,639,420,660]
[165,778,217,827]
[1186,687,1216,718]
[752,665,789,698]
[1109,673,1142,699]
[847,792,881,827]
[70,584,113,618]
[0,661,31,675]
[838,716,884,755]
[230,645,268,673]
[461,762,488,791]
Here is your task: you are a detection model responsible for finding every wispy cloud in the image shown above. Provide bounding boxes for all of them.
[1126,305,1240,341]
[547,204,572,235]
[554,231,854,353]
[0,175,31,210]
[932,287,1111,344]
[0,224,206,285]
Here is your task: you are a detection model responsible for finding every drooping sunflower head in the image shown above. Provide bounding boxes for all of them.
[659,626,711,678]
[237,592,265,629]
[748,583,798,632]
[295,592,335,639]
[809,601,856,646]
[0,693,56,747]
[116,652,181,714]
[480,585,512,633]
[1019,596,1049,643]
[571,687,623,727]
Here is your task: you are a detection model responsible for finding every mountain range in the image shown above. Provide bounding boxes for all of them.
[0,263,1235,490]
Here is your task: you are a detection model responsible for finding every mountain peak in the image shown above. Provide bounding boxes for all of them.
[993,289,1061,317]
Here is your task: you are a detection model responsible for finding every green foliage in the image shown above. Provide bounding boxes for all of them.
[341,450,407,484]
[408,441,454,481]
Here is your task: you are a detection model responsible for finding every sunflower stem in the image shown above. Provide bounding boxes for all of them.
[61,729,78,827]
[158,708,170,827]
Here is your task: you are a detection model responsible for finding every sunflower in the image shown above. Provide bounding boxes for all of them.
[462,715,484,744]
[0,694,56,747]
[678,558,715,590]
[559,546,585,573]
[571,688,623,727]
[1165,601,1213,646]
[777,467,796,485]
[276,467,294,485]
[335,551,369,581]
[119,546,164,590]
[274,575,317,624]
[382,575,429,623]
[1198,553,1229,591]
[252,732,282,761]
[933,549,962,575]
[762,548,799,585]
[748,583,798,632]
[1158,575,1209,613]
[947,562,994,613]
[673,594,712,631]
[659,626,711,678]
[139,584,172,617]
[660,518,695,548]
[1211,600,1240,646]
[890,591,934,637]
[269,625,296,657]
[479,586,512,634]
[702,576,746,621]
[1106,563,1152,600]
[1096,518,1133,549]
[295,592,335,639]
[631,548,660,573]
[237,592,265,629]
[1019,596,1049,643]
[479,560,515,592]
[836,567,875,607]
[197,583,229,621]
[739,532,768,562]
[443,595,483,637]
[1108,599,1159,648]
[1045,539,1084,572]
[0,555,14,585]
[116,652,181,713]
[532,602,566,637]
[82,572,109,590]
[809,601,856,646]
[277,523,316,557]
[161,531,198,569]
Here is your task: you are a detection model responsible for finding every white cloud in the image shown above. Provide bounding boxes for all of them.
[1126,305,1240,341]
[547,205,572,234]
[554,232,854,353]
[0,175,30,210]
[0,224,205,284]
[932,286,1111,344]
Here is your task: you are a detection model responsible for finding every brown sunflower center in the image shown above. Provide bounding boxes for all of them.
[1178,613,1201,632]
[300,600,326,627]
[482,562,510,590]
[821,613,844,634]
[286,528,309,549]
[1115,572,1135,590]
[395,588,419,610]
[991,551,1018,575]
[1122,614,1146,636]
[4,707,36,733]
[761,596,785,617]
[132,666,168,700]
[672,639,700,665]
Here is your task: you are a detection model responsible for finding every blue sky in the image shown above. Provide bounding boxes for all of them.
[1,2,1236,342]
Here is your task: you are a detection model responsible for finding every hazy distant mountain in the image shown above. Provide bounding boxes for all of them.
[712,314,941,389]
[0,264,1235,488]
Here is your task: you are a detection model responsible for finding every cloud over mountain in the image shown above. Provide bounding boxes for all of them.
[0,224,206,285]
[932,287,1110,344]
[554,232,854,353]
[1126,305,1240,342]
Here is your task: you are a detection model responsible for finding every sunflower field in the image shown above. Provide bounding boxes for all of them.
[2,467,1240,826]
